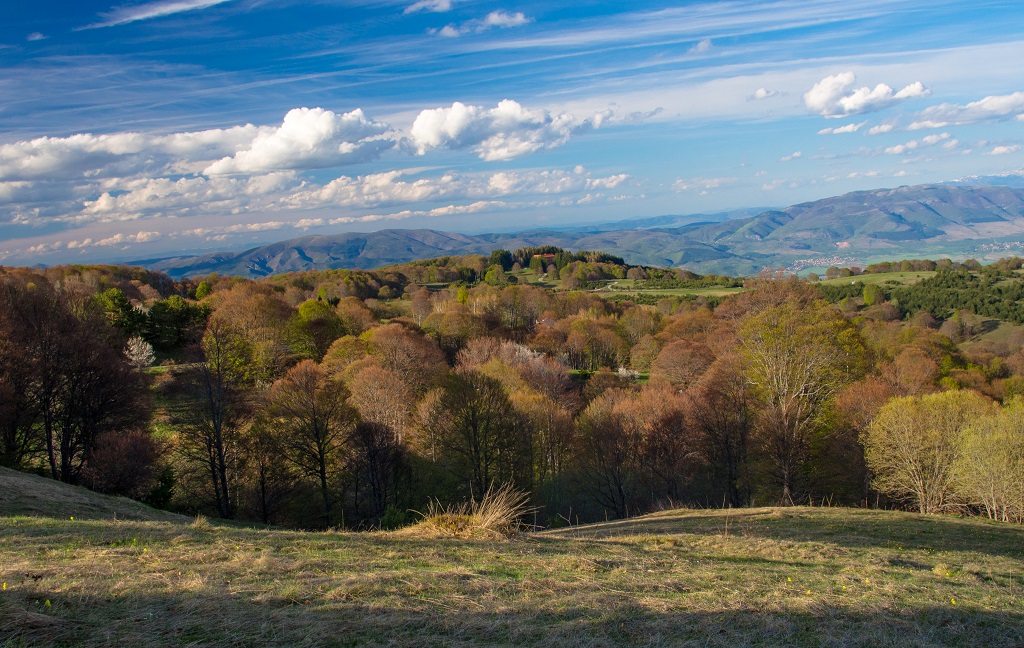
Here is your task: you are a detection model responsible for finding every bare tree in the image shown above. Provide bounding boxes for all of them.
[268,360,357,527]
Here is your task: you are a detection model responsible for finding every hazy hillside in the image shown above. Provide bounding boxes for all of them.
[141,184,1024,277]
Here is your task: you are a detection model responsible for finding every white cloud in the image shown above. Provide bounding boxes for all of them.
[780,151,802,162]
[818,122,865,135]
[80,0,233,29]
[26,32,46,41]
[409,100,600,161]
[867,123,896,135]
[804,72,929,118]
[749,88,779,101]
[404,0,453,13]
[80,173,297,221]
[688,38,712,55]
[884,132,952,155]
[484,10,530,28]
[0,124,261,181]
[990,145,1021,156]
[672,177,737,192]
[203,108,395,175]
[908,92,1024,129]
[431,10,531,37]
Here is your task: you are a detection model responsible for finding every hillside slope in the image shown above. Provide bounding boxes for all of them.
[0,467,186,522]
[3,497,1023,646]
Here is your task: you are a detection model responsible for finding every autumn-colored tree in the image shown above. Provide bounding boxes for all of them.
[688,354,754,507]
[574,389,638,518]
[346,363,414,443]
[650,339,715,387]
[362,323,448,395]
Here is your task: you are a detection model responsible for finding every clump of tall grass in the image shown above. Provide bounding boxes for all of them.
[406,483,533,539]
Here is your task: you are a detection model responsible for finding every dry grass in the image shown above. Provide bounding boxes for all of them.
[0,467,186,523]
[403,484,533,539]
[2,473,1024,646]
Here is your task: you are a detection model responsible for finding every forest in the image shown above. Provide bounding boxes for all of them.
[3,249,1024,530]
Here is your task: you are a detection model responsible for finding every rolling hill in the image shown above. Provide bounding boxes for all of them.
[141,184,1024,278]
[2,466,1023,646]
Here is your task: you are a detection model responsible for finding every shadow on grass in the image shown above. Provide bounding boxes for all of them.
[540,507,1024,560]
[3,587,1023,647]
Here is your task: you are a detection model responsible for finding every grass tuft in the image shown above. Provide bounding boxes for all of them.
[405,483,532,539]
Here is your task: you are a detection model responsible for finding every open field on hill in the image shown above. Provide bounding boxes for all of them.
[819,271,937,287]
[2,470,1023,647]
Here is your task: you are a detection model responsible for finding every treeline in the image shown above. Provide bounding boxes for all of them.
[4,256,1024,529]
[815,257,1024,324]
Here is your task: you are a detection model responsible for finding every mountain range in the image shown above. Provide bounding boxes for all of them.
[142,184,1024,278]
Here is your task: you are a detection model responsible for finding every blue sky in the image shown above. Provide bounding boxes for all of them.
[2,0,1024,264]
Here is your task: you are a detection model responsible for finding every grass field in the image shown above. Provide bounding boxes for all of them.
[819,271,936,287]
[2,468,1024,647]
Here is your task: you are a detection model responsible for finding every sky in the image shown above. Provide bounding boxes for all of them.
[2,0,1024,265]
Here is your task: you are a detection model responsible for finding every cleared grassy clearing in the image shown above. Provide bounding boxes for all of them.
[2,496,1023,646]
[819,271,936,287]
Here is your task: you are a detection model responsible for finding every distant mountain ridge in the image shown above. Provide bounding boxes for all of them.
[143,184,1024,278]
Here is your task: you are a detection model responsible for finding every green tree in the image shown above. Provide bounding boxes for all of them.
[740,299,867,504]
[863,390,995,514]
[955,398,1024,522]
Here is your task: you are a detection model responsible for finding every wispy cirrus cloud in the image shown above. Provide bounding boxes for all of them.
[404,0,454,13]
[79,0,234,30]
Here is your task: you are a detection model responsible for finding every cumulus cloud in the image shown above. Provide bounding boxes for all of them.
[867,123,896,135]
[990,145,1021,155]
[749,88,779,101]
[80,0,233,29]
[883,132,953,155]
[283,166,629,212]
[431,10,531,37]
[404,0,453,13]
[804,72,929,118]
[0,124,261,182]
[204,108,395,175]
[672,177,737,192]
[80,173,297,221]
[818,122,865,135]
[908,92,1024,129]
[779,151,802,162]
[26,32,47,41]
[409,100,602,161]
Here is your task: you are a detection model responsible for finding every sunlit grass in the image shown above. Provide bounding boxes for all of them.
[2,505,1023,646]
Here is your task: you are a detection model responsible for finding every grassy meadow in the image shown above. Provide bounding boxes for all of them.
[2,468,1024,647]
